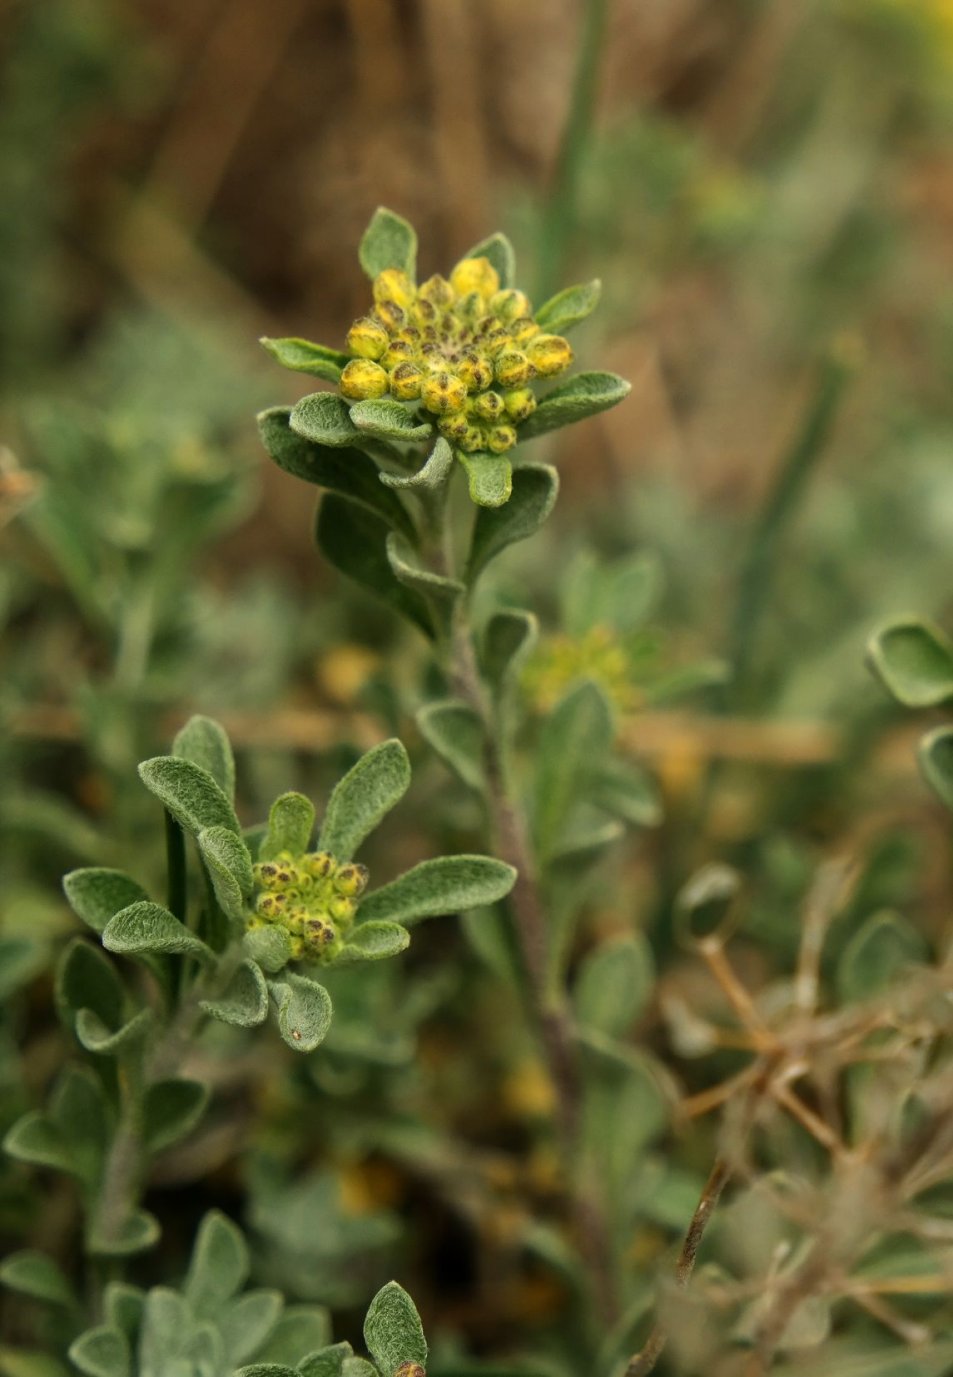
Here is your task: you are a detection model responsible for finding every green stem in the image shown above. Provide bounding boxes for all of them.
[165,810,187,923]
[727,346,854,711]
[534,0,609,301]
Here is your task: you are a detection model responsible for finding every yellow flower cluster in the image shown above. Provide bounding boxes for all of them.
[523,626,639,714]
[339,258,573,455]
[246,849,368,964]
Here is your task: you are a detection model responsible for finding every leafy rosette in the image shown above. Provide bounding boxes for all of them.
[260,207,629,509]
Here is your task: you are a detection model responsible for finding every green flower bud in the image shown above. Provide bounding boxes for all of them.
[346,316,389,360]
[288,935,306,961]
[456,350,493,391]
[472,390,504,421]
[373,299,407,333]
[245,914,268,932]
[487,424,517,454]
[304,916,336,951]
[527,333,573,376]
[254,861,284,891]
[438,413,469,441]
[494,350,534,388]
[450,256,500,299]
[417,274,455,308]
[381,339,414,369]
[455,290,485,322]
[329,894,357,925]
[389,362,424,400]
[421,371,468,415]
[510,317,540,347]
[373,268,416,310]
[334,863,369,897]
[257,892,288,919]
[490,289,531,322]
[412,297,437,326]
[458,424,486,453]
[306,852,337,881]
[285,904,309,935]
[340,358,389,400]
[502,387,537,422]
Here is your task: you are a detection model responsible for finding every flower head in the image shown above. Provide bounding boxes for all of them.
[248,848,368,965]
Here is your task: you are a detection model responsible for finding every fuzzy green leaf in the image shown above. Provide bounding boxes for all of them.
[379,436,453,491]
[269,974,333,1052]
[0,1252,76,1308]
[75,1007,153,1058]
[919,726,953,812]
[87,1209,160,1258]
[172,715,236,800]
[242,925,293,973]
[868,619,953,708]
[138,1288,190,1377]
[593,759,663,828]
[573,935,655,1036]
[260,792,316,861]
[259,408,415,540]
[416,700,484,792]
[138,756,240,838]
[359,207,417,280]
[62,869,149,935]
[518,371,630,441]
[297,1343,352,1377]
[386,533,463,642]
[260,337,349,382]
[480,609,538,695]
[837,911,928,1004]
[255,1306,332,1366]
[198,826,253,921]
[349,400,431,444]
[336,921,410,963]
[103,902,214,963]
[67,1328,130,1377]
[363,1282,427,1376]
[342,1361,378,1377]
[201,959,268,1027]
[563,549,660,638]
[185,1210,249,1314]
[316,495,432,636]
[103,1283,144,1342]
[535,279,601,333]
[358,856,516,927]
[3,1114,73,1175]
[235,1368,298,1377]
[462,231,515,288]
[456,450,512,507]
[223,1290,285,1366]
[532,680,614,862]
[291,393,361,448]
[467,463,558,583]
[143,1079,209,1154]
[319,738,411,860]
[55,938,124,1029]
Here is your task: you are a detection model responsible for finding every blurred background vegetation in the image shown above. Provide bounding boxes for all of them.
[4,0,953,1371]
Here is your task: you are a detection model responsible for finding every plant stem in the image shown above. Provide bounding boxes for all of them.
[165,810,187,922]
[625,1157,731,1377]
[727,344,854,711]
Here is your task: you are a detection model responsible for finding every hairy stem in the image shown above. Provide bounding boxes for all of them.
[626,1157,731,1377]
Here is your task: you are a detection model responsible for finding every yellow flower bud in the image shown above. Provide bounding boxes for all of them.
[450,256,500,299]
[257,892,288,919]
[413,298,437,326]
[503,387,537,422]
[373,268,416,310]
[373,300,407,333]
[381,339,413,369]
[340,359,389,399]
[481,327,511,357]
[438,413,469,441]
[458,424,486,453]
[527,333,573,377]
[472,390,504,421]
[288,936,306,961]
[304,917,336,951]
[456,350,493,392]
[245,914,267,932]
[417,274,455,308]
[487,424,517,453]
[346,316,389,360]
[494,350,534,388]
[394,1365,426,1377]
[334,863,369,897]
[510,317,540,347]
[307,852,336,880]
[421,371,468,415]
[329,894,356,924]
[389,362,424,400]
[490,289,531,321]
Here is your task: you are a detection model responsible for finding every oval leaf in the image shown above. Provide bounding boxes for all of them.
[242,925,293,974]
[359,207,417,280]
[291,393,361,448]
[416,700,484,793]
[467,462,558,583]
[76,1007,153,1057]
[573,935,655,1036]
[319,739,411,861]
[0,1251,76,1308]
[532,680,614,862]
[919,726,953,812]
[269,973,333,1052]
[868,619,953,708]
[358,856,516,927]
[143,1079,209,1154]
[461,231,515,287]
[456,450,512,508]
[172,716,236,799]
[198,826,253,920]
[185,1210,249,1313]
[62,868,149,934]
[363,1282,427,1375]
[260,791,316,861]
[480,609,538,694]
[260,337,349,382]
[102,902,214,963]
[518,371,630,441]
[201,959,268,1027]
[386,534,463,642]
[68,1327,130,1377]
[55,938,124,1029]
[138,756,240,838]
[336,921,410,963]
[316,494,433,636]
[379,436,453,491]
[349,400,431,444]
